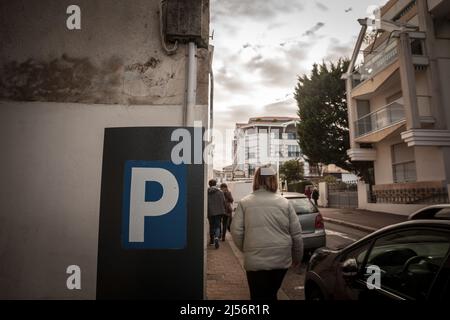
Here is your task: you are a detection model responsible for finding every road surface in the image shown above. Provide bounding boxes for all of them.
[281,221,370,300]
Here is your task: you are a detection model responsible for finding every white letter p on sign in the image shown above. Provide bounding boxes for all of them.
[129,168,179,243]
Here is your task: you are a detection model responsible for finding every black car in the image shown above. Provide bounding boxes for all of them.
[305,219,450,301]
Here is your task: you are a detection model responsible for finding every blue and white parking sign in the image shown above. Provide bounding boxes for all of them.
[121,161,187,249]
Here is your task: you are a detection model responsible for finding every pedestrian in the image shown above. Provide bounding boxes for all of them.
[207,179,226,249]
[231,165,304,300]
[220,183,234,241]
[312,187,319,206]
[304,186,312,200]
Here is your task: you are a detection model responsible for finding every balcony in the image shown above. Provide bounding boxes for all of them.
[355,102,405,140]
[356,40,399,82]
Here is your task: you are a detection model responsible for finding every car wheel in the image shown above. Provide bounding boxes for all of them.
[305,282,324,301]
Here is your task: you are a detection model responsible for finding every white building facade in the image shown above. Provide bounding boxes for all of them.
[232,117,311,178]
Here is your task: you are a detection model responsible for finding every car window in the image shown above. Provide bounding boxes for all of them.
[436,208,450,220]
[364,229,450,300]
[288,198,318,214]
[342,243,371,271]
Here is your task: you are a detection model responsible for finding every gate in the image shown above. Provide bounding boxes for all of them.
[327,181,358,208]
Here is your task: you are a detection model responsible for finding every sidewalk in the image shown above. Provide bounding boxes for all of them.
[206,235,250,300]
[206,235,294,300]
[320,207,408,232]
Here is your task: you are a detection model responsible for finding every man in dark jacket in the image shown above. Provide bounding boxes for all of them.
[208,179,226,249]
[220,183,234,241]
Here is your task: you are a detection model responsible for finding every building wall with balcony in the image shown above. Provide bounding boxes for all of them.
[373,131,402,185]
[370,127,447,185]
[414,146,447,181]
[347,0,450,211]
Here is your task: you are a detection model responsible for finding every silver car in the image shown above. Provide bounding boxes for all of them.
[282,192,326,257]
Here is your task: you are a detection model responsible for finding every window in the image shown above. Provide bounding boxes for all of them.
[288,198,318,214]
[386,91,402,104]
[392,143,416,183]
[436,208,450,220]
[287,132,297,140]
[288,145,301,158]
[411,39,425,56]
[364,229,450,300]
[343,243,372,271]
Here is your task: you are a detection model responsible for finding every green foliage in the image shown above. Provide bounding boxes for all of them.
[280,160,304,184]
[323,175,337,184]
[295,60,351,171]
[288,180,313,194]
[294,59,373,181]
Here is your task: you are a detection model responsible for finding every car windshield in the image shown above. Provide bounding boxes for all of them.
[288,197,318,214]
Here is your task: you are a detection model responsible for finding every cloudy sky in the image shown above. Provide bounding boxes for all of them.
[210,0,388,169]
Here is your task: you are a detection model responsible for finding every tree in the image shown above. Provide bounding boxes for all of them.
[294,60,372,182]
[280,160,304,184]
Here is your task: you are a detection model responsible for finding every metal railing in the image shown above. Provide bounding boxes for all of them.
[356,40,398,81]
[371,186,449,204]
[355,102,405,137]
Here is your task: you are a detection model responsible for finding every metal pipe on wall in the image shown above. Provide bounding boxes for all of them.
[185,42,198,127]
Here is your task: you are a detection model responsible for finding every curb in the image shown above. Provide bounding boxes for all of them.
[323,217,378,233]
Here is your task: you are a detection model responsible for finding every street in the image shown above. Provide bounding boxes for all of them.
[280,221,370,300]
[207,218,374,300]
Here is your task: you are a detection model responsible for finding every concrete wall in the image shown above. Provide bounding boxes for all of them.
[0,0,210,106]
[318,182,328,208]
[0,101,207,299]
[0,0,210,299]
[373,130,446,184]
[356,182,427,216]
[369,81,402,112]
[373,131,403,184]
[437,58,450,130]
[414,146,446,181]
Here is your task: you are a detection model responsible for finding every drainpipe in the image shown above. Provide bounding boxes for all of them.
[184,42,197,127]
[209,45,215,138]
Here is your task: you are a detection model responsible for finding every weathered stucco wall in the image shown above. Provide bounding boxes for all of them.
[0,101,208,299]
[0,0,210,299]
[0,0,210,105]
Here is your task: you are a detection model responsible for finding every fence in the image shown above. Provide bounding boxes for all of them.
[370,182,450,204]
[327,180,358,208]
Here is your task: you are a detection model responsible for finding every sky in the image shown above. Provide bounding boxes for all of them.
[210,0,388,169]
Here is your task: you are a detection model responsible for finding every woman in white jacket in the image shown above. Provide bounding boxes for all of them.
[231,165,303,300]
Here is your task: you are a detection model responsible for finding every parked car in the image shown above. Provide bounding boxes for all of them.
[305,217,450,301]
[408,204,450,220]
[281,192,326,258]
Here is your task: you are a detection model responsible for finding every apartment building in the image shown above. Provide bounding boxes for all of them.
[344,0,450,213]
[232,117,306,178]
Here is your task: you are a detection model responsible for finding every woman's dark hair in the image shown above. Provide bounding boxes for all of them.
[253,167,278,193]
[220,183,228,190]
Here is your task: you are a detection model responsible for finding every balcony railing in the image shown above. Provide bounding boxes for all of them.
[355,102,405,137]
[355,41,398,81]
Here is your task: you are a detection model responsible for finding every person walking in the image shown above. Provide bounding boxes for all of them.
[312,187,319,206]
[220,183,234,241]
[304,186,312,200]
[207,179,226,249]
[231,165,304,300]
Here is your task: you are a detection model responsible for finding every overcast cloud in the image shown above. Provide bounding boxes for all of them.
[210,0,388,168]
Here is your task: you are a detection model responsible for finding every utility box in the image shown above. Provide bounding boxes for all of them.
[165,0,203,44]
